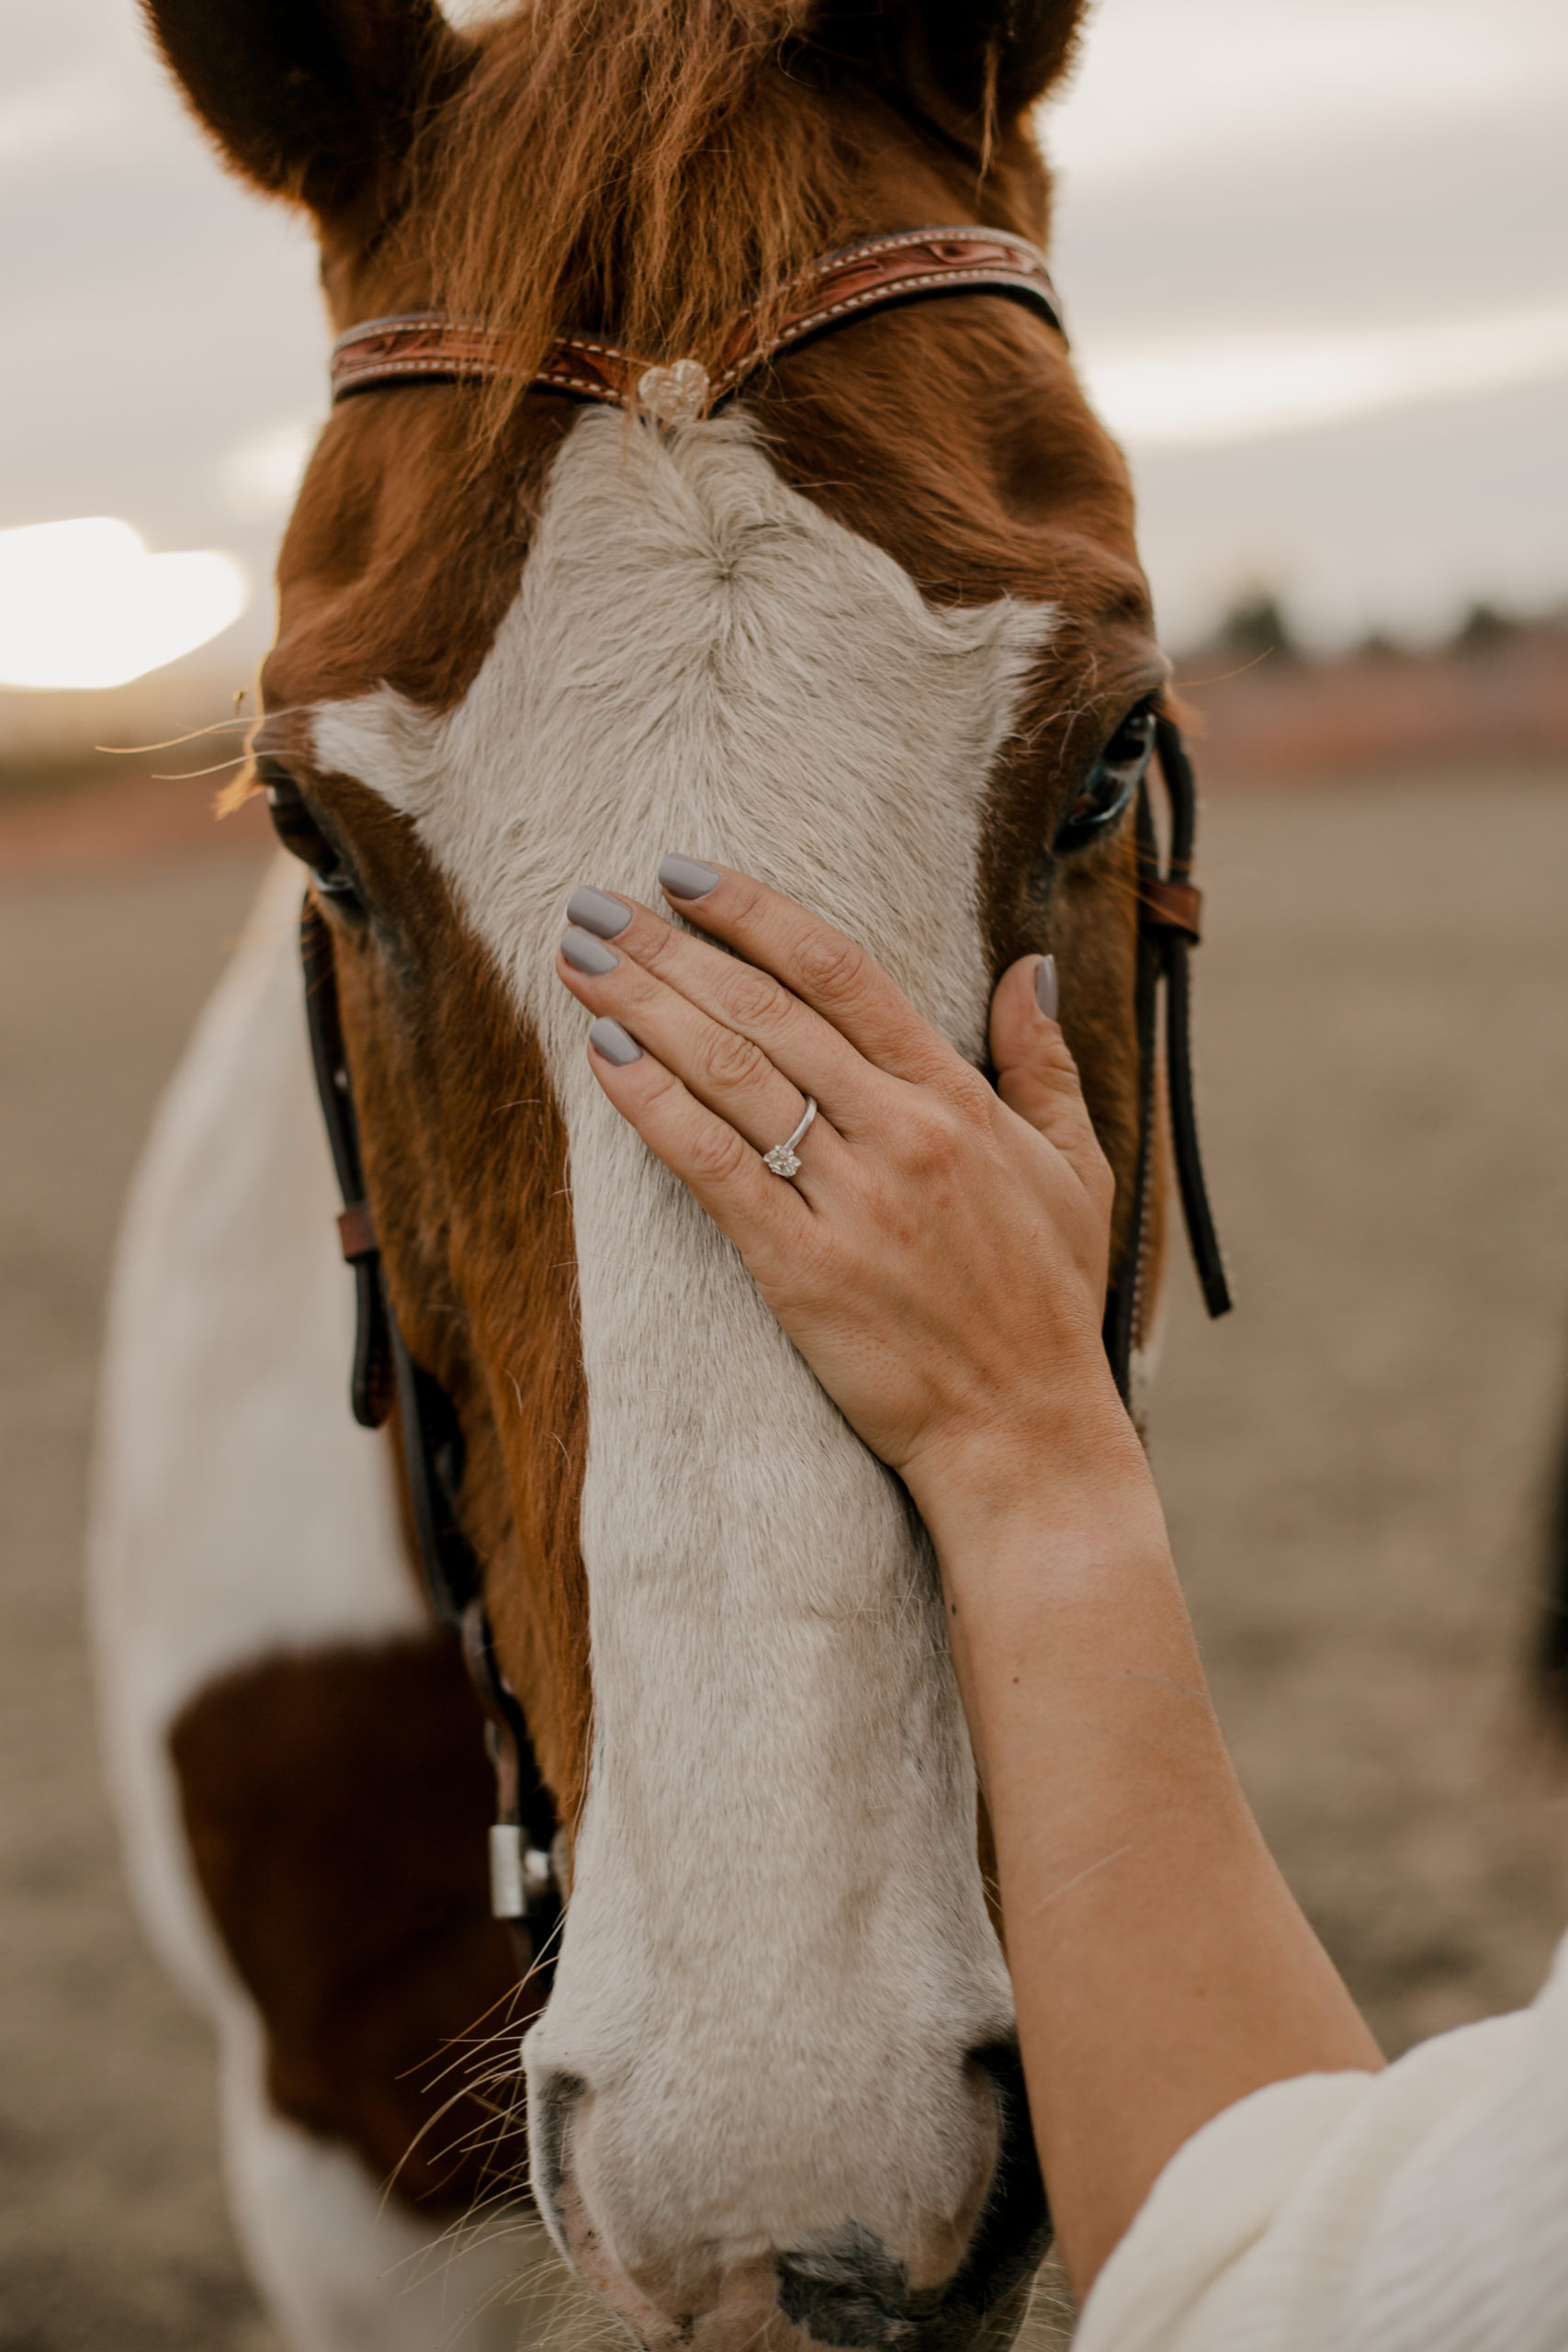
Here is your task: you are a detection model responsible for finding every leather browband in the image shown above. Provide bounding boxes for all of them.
[330,226,1066,413]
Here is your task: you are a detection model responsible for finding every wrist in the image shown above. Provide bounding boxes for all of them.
[929,1466,1194,1800]
[901,1359,1146,1562]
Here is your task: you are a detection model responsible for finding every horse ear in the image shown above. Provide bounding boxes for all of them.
[820,0,1088,126]
[139,0,466,217]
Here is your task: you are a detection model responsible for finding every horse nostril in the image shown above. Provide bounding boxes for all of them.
[777,2225,936,2350]
[775,2050,1047,2352]
[529,2067,585,2245]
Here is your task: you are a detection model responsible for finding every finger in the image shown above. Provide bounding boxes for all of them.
[656,860,973,1098]
[557,925,848,1198]
[581,1017,811,1263]
[559,886,878,1135]
[989,955,1111,1193]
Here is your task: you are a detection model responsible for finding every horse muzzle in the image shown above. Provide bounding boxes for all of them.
[529,2044,1048,2352]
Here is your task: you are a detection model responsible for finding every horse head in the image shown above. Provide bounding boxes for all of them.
[144,1,1175,2344]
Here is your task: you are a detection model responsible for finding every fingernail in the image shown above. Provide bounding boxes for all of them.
[561,925,620,975]
[588,1016,641,1066]
[1035,954,1058,1021]
[566,886,633,939]
[659,855,720,900]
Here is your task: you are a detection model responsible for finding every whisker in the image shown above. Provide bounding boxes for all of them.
[97,718,251,753]
[150,752,254,781]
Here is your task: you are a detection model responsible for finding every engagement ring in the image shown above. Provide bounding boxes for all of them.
[762,1097,817,1180]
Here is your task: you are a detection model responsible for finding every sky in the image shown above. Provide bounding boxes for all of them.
[1,0,1564,692]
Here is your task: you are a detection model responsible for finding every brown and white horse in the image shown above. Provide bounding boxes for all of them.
[91,3,1176,2346]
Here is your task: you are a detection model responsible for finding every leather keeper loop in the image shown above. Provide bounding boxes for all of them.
[1140,878,1203,944]
[336,1202,378,1261]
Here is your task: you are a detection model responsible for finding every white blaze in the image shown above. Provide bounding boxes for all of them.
[311,409,1055,2279]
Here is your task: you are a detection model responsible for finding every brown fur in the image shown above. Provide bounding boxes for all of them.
[170,1639,536,2206]
[261,391,596,1822]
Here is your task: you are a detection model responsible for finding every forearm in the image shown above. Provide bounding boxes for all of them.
[914,1401,1382,2298]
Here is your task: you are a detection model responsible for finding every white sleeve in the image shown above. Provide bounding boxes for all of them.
[1073,1931,1568,2352]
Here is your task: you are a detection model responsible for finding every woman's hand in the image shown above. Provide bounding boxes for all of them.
[554,858,1127,1522]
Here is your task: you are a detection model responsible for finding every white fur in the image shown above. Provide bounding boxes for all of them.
[310,410,1056,2293]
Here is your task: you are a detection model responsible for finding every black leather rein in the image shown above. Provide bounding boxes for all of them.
[1101,713,1233,1401]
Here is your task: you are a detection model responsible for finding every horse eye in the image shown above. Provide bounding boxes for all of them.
[1054,701,1157,854]
[258,759,364,910]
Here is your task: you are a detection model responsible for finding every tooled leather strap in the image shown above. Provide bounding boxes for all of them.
[330,226,1066,411]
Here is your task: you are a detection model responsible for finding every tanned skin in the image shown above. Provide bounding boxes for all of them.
[550,860,1383,2302]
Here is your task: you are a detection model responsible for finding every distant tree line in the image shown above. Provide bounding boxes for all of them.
[1203,589,1568,669]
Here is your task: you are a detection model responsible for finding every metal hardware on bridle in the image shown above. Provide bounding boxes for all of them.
[461,1596,564,1953]
[1100,714,1233,1412]
[299,899,561,1969]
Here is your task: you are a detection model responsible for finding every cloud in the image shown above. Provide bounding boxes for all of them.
[1084,300,1568,451]
[0,76,123,170]
[1042,0,1568,189]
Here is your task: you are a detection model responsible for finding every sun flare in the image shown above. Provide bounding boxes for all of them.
[0,517,249,692]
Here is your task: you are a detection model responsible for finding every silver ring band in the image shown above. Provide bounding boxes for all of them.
[763,1095,817,1180]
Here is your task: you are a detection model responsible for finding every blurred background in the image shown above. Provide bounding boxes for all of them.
[3,2,1566,2346]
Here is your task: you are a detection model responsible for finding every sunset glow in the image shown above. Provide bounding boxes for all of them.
[0,517,248,692]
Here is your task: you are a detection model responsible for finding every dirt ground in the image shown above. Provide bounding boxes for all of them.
[4,763,1568,2349]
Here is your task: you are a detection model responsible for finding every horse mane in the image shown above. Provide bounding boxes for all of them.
[410,0,862,442]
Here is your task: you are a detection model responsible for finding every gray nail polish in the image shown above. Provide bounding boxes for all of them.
[659,854,720,900]
[561,925,620,975]
[588,1016,642,1066]
[566,886,633,939]
[1035,954,1059,1021]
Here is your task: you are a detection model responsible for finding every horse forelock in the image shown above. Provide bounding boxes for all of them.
[385,0,1054,459]
[400,0,846,441]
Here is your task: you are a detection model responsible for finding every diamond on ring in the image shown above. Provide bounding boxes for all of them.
[763,1096,817,1180]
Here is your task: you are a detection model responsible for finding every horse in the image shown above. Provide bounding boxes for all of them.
[89,2,1214,2346]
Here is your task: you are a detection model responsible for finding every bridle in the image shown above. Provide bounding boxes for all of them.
[292,222,1231,1974]
[329,225,1065,416]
